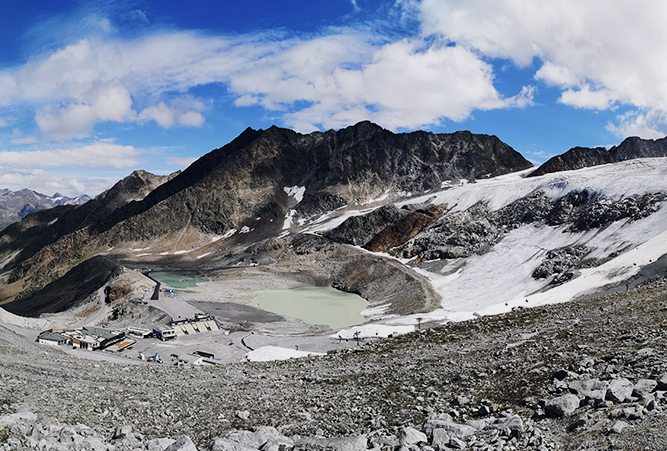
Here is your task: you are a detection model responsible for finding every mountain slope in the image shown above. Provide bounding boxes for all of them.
[0,122,532,304]
[0,170,178,274]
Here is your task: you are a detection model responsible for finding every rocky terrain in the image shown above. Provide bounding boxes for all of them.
[0,189,90,232]
[529,136,667,177]
[4,280,667,450]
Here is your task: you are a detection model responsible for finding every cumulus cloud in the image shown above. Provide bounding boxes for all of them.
[0,141,142,168]
[606,110,666,140]
[414,0,667,138]
[0,23,533,138]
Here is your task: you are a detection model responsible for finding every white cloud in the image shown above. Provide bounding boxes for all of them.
[0,25,532,138]
[178,111,205,127]
[0,118,6,127]
[139,102,175,128]
[0,169,115,196]
[606,110,666,140]
[289,40,526,130]
[414,0,667,133]
[168,156,199,167]
[0,141,142,168]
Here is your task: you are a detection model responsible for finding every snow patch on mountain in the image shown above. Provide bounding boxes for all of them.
[284,186,306,203]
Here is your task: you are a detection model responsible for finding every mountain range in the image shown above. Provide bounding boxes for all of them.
[2,121,667,323]
[0,189,90,232]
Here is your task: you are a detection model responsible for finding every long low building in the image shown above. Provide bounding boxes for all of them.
[37,327,125,351]
[169,315,219,337]
[37,331,70,346]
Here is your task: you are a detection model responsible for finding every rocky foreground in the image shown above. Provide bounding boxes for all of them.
[3,282,667,450]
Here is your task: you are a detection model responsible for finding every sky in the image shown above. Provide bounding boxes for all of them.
[0,0,666,197]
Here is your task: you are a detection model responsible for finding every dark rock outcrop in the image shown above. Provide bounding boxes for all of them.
[364,204,448,253]
[323,205,406,246]
[530,136,667,177]
[532,246,589,286]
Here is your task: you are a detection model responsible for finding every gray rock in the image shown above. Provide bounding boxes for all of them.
[610,420,630,434]
[215,427,293,451]
[423,419,477,439]
[399,426,427,446]
[211,438,257,451]
[622,405,644,421]
[165,436,199,451]
[112,425,133,440]
[606,378,634,403]
[295,435,367,451]
[484,415,524,438]
[148,438,177,451]
[448,436,467,449]
[633,379,658,398]
[545,394,580,418]
[656,373,667,391]
[431,429,450,449]
[568,379,608,401]
[236,410,250,420]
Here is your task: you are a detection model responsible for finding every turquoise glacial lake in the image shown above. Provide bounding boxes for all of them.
[150,272,205,288]
[250,287,368,329]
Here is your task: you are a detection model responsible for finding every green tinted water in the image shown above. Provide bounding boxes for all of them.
[251,287,368,329]
[151,272,205,288]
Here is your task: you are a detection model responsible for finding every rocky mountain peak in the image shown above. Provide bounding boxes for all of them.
[530,135,667,177]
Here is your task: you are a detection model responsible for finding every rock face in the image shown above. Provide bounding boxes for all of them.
[364,204,448,253]
[0,122,531,302]
[529,135,667,177]
[323,205,405,246]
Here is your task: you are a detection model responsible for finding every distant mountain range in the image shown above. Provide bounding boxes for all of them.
[0,189,91,232]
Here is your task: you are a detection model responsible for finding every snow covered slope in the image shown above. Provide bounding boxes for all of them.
[311,158,667,325]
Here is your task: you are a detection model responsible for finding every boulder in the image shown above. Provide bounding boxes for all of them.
[545,394,580,418]
[633,379,658,398]
[606,378,634,403]
[295,435,367,451]
[148,438,177,451]
[568,379,608,402]
[610,420,630,434]
[431,429,450,449]
[483,415,524,438]
[213,427,293,451]
[399,426,427,446]
[423,419,477,439]
[165,436,199,451]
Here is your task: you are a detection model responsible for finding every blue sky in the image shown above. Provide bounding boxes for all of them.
[0,0,665,196]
